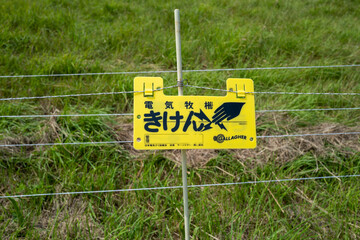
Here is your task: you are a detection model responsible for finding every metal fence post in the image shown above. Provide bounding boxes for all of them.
[174,9,190,240]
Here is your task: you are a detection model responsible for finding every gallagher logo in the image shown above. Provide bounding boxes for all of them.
[213,134,246,143]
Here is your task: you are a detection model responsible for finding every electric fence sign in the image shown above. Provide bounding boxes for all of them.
[133,77,256,150]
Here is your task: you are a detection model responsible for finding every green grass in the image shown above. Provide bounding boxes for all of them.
[1,0,360,239]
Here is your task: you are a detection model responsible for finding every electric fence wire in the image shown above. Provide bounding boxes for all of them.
[0,132,359,148]
[1,174,359,199]
[1,107,360,118]
[0,113,133,118]
[256,132,360,138]
[256,107,360,113]
[1,86,360,102]
[185,85,360,96]
[1,64,360,79]
[0,85,178,101]
[0,141,132,147]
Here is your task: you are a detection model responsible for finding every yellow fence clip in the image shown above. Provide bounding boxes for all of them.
[143,82,154,97]
[236,84,246,98]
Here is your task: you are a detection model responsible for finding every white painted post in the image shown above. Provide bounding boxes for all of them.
[174,9,190,240]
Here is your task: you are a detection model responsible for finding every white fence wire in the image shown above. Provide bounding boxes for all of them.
[1,174,359,199]
[0,107,359,118]
[185,85,360,96]
[0,64,359,78]
[0,113,133,118]
[0,132,359,148]
[0,85,177,101]
[1,85,359,102]
[256,107,360,113]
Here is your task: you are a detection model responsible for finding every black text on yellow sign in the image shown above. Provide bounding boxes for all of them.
[133,77,256,150]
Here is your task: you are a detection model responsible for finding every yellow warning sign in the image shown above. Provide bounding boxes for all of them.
[133,77,256,150]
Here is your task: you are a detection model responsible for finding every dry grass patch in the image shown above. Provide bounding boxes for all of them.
[114,122,360,168]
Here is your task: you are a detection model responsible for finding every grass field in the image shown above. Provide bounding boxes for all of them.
[1,0,360,239]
